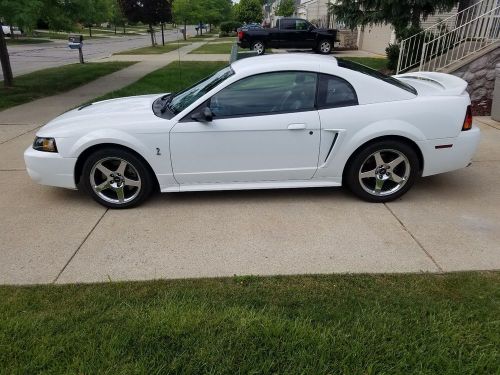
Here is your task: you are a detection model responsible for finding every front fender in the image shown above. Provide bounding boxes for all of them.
[60,128,176,190]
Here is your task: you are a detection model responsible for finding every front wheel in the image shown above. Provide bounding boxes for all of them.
[251,41,266,55]
[81,148,154,209]
[344,141,420,202]
[317,40,332,54]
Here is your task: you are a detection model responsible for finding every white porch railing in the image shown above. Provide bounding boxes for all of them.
[396,0,500,73]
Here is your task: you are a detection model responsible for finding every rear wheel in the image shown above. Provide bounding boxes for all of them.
[345,141,419,202]
[81,148,154,208]
[317,39,332,54]
[251,41,266,55]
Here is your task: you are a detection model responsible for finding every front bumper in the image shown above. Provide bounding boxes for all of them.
[418,125,481,177]
[24,146,77,189]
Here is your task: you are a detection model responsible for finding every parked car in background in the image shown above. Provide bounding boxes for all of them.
[238,18,337,55]
[24,54,479,208]
[1,25,22,37]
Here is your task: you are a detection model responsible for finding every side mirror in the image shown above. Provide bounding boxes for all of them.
[191,106,213,122]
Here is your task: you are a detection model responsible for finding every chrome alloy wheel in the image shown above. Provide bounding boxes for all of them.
[358,149,411,196]
[319,41,331,53]
[90,157,141,204]
[253,41,264,54]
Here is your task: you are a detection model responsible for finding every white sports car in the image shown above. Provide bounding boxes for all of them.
[24,54,480,208]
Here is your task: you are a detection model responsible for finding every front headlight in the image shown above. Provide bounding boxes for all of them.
[33,137,58,153]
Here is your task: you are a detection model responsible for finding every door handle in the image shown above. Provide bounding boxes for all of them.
[287,123,306,130]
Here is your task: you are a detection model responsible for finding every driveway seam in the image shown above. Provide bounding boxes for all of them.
[384,203,444,272]
[0,124,41,145]
[52,208,108,283]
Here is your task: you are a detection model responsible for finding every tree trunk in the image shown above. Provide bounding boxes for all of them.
[123,25,126,34]
[114,25,117,34]
[0,27,14,87]
[200,22,203,36]
[183,21,187,40]
[149,24,155,46]
[89,26,92,38]
[161,23,165,45]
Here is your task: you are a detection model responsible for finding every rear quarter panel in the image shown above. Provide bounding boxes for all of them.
[315,93,470,179]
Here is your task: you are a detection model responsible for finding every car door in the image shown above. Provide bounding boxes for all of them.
[278,19,298,48]
[294,19,316,48]
[315,74,359,166]
[170,71,321,185]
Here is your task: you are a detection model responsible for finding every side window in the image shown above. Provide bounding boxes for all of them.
[210,71,317,117]
[296,20,308,30]
[280,19,295,30]
[317,74,358,109]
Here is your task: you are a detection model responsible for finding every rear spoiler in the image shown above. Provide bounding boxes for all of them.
[394,71,468,96]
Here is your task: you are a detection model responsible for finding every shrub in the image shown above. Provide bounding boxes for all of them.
[220,21,241,34]
[386,43,400,72]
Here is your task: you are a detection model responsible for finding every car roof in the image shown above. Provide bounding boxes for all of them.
[231,54,339,75]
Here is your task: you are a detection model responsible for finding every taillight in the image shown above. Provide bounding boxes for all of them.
[462,105,472,131]
[238,31,244,40]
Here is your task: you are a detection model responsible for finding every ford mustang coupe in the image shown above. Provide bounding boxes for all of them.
[24,54,480,208]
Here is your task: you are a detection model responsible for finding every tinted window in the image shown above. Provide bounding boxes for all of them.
[337,58,418,95]
[317,74,358,109]
[210,71,317,117]
[280,19,295,30]
[296,20,309,30]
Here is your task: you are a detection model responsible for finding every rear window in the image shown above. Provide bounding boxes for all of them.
[337,59,418,95]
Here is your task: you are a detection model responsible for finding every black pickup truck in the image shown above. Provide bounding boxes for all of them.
[237,18,337,55]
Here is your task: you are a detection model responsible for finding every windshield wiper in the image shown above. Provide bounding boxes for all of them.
[160,93,174,114]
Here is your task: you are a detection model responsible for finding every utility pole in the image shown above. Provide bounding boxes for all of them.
[0,26,13,87]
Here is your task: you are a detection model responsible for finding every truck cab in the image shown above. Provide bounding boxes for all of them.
[238,18,337,55]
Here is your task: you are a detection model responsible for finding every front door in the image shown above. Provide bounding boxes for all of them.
[170,71,321,184]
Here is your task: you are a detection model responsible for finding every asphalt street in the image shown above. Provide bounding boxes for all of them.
[1,26,197,79]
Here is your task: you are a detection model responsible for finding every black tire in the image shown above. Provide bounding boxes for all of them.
[251,41,266,55]
[81,147,155,209]
[316,39,332,54]
[344,140,420,203]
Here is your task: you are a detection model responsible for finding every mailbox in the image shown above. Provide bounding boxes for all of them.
[68,34,83,49]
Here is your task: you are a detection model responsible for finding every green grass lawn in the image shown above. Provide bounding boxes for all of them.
[189,42,234,54]
[6,38,53,45]
[0,62,135,111]
[34,30,107,39]
[340,57,389,71]
[94,61,227,102]
[208,37,236,43]
[0,272,498,374]
[114,42,190,55]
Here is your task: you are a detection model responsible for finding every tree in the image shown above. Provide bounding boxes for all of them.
[120,0,172,46]
[234,0,263,24]
[0,26,13,87]
[0,0,44,35]
[76,0,112,37]
[201,0,232,32]
[329,0,458,39]
[172,0,200,40]
[110,0,127,34]
[275,0,294,17]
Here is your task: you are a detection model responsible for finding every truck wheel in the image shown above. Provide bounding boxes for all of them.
[252,41,266,55]
[317,40,332,54]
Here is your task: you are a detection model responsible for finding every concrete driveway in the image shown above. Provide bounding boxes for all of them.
[1,116,499,285]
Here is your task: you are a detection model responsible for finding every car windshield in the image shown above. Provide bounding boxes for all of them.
[168,66,234,114]
[337,58,418,95]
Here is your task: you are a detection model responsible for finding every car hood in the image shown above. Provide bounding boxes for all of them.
[38,94,166,137]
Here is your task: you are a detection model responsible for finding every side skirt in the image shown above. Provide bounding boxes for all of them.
[161,179,342,193]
